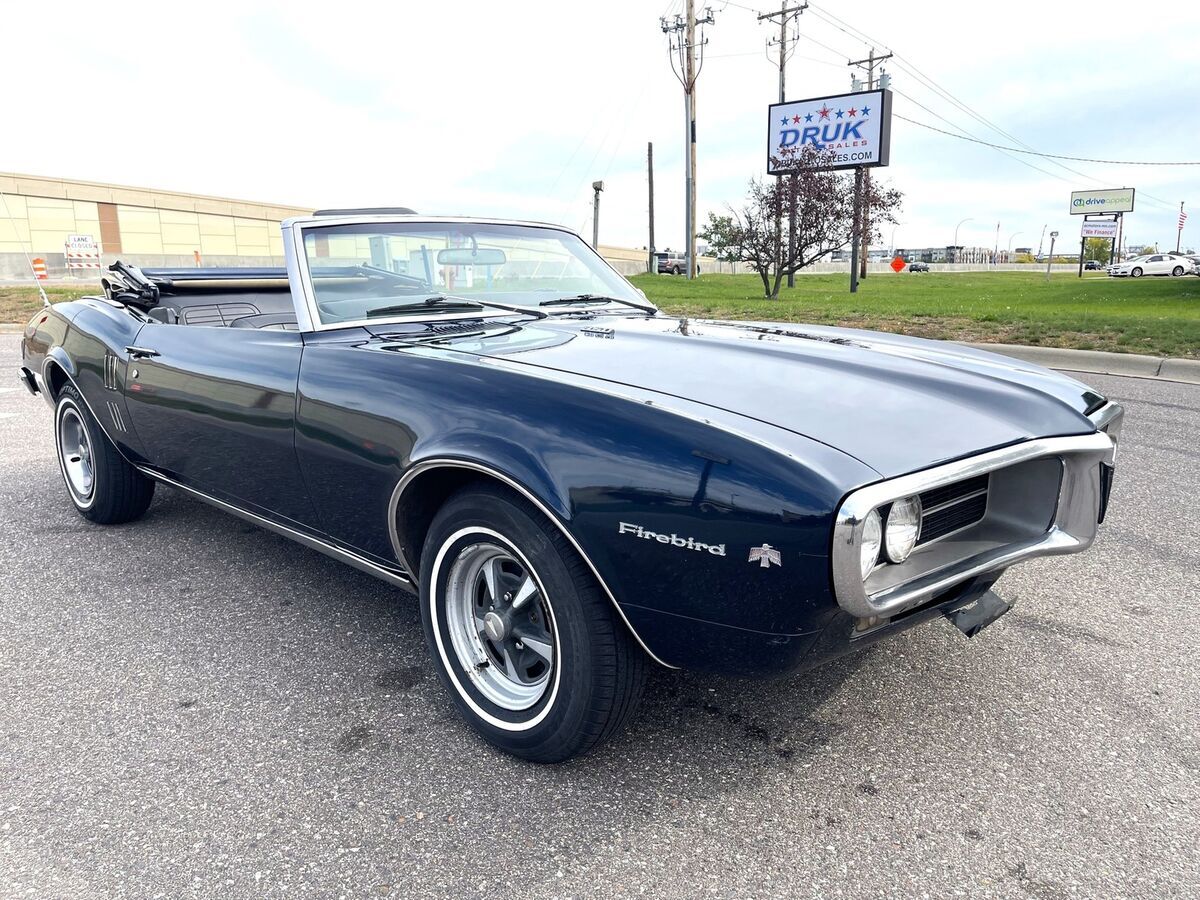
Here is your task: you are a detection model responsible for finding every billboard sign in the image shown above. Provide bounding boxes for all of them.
[1080,220,1118,238]
[767,89,892,174]
[1070,189,1135,215]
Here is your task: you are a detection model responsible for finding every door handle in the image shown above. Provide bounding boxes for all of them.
[125,346,161,359]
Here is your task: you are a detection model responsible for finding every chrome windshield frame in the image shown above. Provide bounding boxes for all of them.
[281,215,652,332]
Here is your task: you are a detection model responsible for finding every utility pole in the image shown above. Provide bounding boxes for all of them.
[661,4,715,280]
[847,48,892,281]
[759,3,806,288]
[647,142,656,274]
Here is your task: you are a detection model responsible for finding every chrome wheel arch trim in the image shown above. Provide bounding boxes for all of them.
[388,458,677,669]
[136,467,414,592]
[41,358,130,461]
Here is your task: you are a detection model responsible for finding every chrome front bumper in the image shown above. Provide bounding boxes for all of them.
[831,403,1123,619]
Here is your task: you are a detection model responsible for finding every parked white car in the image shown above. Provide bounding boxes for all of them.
[1108,254,1192,278]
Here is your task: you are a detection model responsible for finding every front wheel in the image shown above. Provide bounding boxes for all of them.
[1130,267,1143,278]
[420,484,646,762]
[54,383,154,523]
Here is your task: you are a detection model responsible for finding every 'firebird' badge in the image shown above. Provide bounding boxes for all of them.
[748,544,782,568]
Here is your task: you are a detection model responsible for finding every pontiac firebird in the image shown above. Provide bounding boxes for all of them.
[18,213,1123,762]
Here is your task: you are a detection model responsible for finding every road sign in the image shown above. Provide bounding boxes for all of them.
[64,234,101,271]
[890,256,906,272]
[1081,220,1118,238]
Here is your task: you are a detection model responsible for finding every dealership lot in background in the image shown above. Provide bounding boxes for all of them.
[1,333,1196,898]
[4,270,1200,357]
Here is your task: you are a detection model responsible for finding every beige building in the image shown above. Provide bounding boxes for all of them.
[0,170,723,280]
[0,171,311,278]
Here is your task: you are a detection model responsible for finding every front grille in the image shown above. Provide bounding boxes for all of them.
[918,474,989,545]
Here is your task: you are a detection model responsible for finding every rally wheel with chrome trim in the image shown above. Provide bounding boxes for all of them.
[420,483,646,762]
[54,383,154,524]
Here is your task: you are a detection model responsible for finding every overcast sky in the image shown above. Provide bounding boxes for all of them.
[3,1,1196,252]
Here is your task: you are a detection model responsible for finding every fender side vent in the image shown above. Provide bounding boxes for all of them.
[103,353,119,390]
[106,400,126,432]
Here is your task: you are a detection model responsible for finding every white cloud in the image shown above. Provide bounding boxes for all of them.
[2,0,1196,250]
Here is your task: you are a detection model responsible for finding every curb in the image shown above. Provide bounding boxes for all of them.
[965,342,1200,386]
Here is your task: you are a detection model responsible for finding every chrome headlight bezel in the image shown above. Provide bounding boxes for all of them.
[859,508,882,580]
[884,495,923,563]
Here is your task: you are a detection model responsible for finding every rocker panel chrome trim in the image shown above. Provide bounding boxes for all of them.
[388,458,677,669]
[137,467,414,592]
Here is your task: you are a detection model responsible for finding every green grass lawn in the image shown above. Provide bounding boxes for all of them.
[632,271,1200,358]
[0,285,99,327]
[4,271,1197,357]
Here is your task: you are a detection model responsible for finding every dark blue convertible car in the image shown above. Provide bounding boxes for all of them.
[19,213,1123,761]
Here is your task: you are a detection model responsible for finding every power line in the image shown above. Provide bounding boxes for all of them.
[893,114,1200,167]
[805,3,1174,202]
[805,4,889,53]
[799,8,1182,208]
[891,88,1101,190]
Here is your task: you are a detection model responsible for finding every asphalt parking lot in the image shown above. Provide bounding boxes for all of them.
[1,332,1197,899]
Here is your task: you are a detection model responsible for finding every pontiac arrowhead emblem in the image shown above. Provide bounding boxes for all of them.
[748,544,782,569]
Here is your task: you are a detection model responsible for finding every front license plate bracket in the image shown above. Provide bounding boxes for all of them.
[944,590,1013,638]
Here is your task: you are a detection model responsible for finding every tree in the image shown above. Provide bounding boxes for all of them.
[1084,237,1111,263]
[700,145,902,299]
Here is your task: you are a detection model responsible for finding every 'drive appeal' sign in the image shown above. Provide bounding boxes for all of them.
[1081,220,1119,238]
[767,89,892,174]
[1070,188,1135,215]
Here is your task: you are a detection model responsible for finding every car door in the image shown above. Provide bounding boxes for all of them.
[1146,255,1166,274]
[122,321,319,527]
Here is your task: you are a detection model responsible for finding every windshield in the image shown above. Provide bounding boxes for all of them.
[301,221,646,325]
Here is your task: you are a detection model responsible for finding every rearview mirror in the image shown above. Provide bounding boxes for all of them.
[436,248,507,266]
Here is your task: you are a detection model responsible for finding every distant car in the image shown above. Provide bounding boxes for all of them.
[655,251,686,275]
[1084,260,1102,271]
[1180,254,1200,275]
[1108,254,1191,278]
[908,261,930,272]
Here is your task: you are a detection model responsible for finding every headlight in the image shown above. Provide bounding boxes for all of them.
[860,508,882,580]
[884,495,923,563]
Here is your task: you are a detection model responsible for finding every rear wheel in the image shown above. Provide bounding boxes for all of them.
[1172,265,1184,277]
[54,383,154,524]
[1130,267,1143,278]
[419,484,646,762]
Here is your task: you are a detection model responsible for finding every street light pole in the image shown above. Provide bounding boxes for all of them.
[1045,230,1058,282]
[1007,232,1023,253]
[952,217,973,263]
[890,224,900,257]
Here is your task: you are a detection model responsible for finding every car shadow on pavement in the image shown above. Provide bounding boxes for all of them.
[135,488,874,771]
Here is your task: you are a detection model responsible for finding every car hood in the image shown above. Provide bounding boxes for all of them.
[408,314,1106,478]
